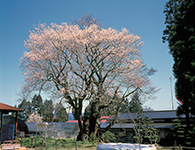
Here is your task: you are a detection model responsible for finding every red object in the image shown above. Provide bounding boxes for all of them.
[100,116,111,119]
[176,97,183,105]
[2,140,20,145]
[101,120,107,122]
[66,120,83,123]
[2,140,26,150]
[66,116,111,124]
[66,120,78,123]
[100,116,111,123]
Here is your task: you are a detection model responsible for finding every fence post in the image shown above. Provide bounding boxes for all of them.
[41,138,43,150]
[55,140,57,150]
[75,141,77,150]
[31,136,33,147]
[20,137,23,147]
[35,135,37,147]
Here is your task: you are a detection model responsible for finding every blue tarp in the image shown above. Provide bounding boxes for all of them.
[1,124,15,142]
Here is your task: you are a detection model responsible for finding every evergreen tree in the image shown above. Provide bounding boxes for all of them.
[163,0,195,130]
[31,94,44,116]
[18,99,31,121]
[53,102,68,122]
[143,116,159,144]
[129,92,143,113]
[133,112,159,145]
[101,92,143,114]
[119,98,129,113]
[171,119,185,146]
[133,111,144,144]
[109,92,143,114]
[186,126,195,146]
[43,99,54,122]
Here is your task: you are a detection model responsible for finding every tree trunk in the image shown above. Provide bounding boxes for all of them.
[72,107,84,141]
[82,101,101,140]
[185,106,190,130]
[77,130,83,141]
[83,115,101,139]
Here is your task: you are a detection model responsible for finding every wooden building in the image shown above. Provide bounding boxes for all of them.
[100,110,186,143]
[0,103,23,142]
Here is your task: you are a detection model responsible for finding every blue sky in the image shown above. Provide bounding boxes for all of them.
[0,0,178,110]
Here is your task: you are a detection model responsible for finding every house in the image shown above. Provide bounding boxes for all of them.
[100,110,187,143]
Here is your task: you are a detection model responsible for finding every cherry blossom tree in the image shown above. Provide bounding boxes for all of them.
[21,21,155,140]
[27,112,43,123]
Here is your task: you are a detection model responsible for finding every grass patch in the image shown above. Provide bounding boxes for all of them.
[19,137,98,150]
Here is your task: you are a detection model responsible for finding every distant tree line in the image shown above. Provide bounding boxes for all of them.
[18,94,68,122]
[101,91,153,116]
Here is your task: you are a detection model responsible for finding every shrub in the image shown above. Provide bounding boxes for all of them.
[102,131,116,143]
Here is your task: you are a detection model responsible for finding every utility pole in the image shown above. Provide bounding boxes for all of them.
[170,77,174,110]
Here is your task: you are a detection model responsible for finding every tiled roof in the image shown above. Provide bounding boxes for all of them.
[100,110,184,129]
[0,103,23,112]
[117,110,183,120]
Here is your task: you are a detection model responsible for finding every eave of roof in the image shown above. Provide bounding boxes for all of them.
[100,122,173,129]
[0,103,23,112]
[116,110,183,120]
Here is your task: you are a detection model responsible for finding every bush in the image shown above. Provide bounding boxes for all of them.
[102,131,116,143]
